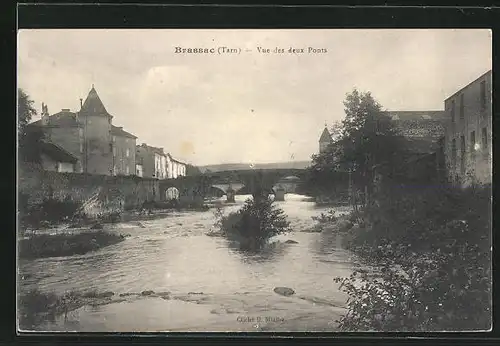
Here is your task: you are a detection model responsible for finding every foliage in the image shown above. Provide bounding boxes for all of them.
[18,89,44,163]
[20,197,83,229]
[18,288,117,330]
[18,88,37,137]
[334,183,492,331]
[18,230,126,259]
[311,209,338,223]
[215,197,291,250]
[186,164,202,176]
[305,89,408,204]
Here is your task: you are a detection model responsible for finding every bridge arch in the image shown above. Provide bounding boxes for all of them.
[165,187,180,200]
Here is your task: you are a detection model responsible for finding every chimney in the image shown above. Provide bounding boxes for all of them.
[41,102,50,125]
[80,98,83,108]
[61,108,70,112]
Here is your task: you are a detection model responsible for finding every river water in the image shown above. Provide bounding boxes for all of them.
[18,194,363,332]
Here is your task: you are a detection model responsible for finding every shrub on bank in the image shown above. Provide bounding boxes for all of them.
[18,288,118,330]
[334,183,492,331]
[18,230,126,260]
[20,197,83,229]
[215,197,291,251]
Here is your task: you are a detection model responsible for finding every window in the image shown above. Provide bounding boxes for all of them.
[459,94,464,120]
[450,100,455,122]
[482,127,488,158]
[113,147,116,156]
[451,138,457,169]
[460,135,466,174]
[480,81,487,110]
[80,141,83,153]
[126,166,130,175]
[79,128,84,138]
[470,131,476,162]
[126,149,130,157]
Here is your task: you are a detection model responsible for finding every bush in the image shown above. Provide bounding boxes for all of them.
[18,288,117,329]
[215,197,291,250]
[21,197,83,228]
[18,230,126,259]
[335,183,492,331]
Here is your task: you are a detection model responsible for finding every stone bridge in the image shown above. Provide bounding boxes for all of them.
[159,168,306,203]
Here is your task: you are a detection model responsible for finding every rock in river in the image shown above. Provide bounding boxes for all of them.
[273,287,295,297]
[284,240,299,244]
[141,290,155,296]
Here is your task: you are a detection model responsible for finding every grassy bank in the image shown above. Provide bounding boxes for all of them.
[325,183,492,331]
[18,289,122,330]
[18,230,126,260]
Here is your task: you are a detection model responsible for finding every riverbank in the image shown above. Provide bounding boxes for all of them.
[315,184,492,331]
[18,230,128,260]
[18,194,357,332]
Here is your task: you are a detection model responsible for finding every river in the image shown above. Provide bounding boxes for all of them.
[18,194,364,332]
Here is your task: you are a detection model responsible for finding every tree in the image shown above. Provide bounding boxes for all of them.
[328,89,406,205]
[186,164,202,176]
[18,89,44,163]
[18,89,37,139]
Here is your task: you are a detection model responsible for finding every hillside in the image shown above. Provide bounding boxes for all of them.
[199,160,312,173]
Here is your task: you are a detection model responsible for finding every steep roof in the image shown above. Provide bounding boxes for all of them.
[111,125,137,139]
[40,140,78,163]
[319,127,333,143]
[80,86,112,117]
[29,110,80,127]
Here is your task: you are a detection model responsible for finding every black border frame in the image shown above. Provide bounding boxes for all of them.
[3,2,500,345]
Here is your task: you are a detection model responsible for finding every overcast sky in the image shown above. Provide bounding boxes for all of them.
[17,29,491,166]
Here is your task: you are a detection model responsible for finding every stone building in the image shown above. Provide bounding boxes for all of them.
[443,70,492,186]
[136,144,168,179]
[384,110,447,153]
[319,126,333,154]
[29,86,137,176]
[39,140,79,173]
[111,126,137,176]
[136,144,187,179]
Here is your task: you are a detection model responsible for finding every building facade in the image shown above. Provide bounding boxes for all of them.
[384,110,447,154]
[166,153,186,179]
[112,126,137,176]
[443,70,492,186]
[29,86,137,176]
[136,144,168,179]
[39,141,78,173]
[136,145,187,179]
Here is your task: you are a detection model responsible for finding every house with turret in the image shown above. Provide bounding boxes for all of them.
[28,85,137,176]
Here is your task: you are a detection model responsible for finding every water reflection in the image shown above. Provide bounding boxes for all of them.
[228,240,290,264]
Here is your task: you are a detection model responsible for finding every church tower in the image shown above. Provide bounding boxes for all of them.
[319,126,333,154]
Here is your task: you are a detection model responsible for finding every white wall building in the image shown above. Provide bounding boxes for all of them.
[166,153,186,179]
[154,151,167,179]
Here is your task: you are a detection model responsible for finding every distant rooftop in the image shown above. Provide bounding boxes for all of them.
[111,125,137,139]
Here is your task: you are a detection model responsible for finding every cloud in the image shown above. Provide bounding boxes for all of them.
[17,29,492,165]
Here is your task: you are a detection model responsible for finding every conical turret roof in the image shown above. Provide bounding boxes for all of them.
[80,85,111,117]
[319,127,333,143]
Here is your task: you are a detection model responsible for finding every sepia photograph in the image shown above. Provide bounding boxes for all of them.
[17,29,492,333]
